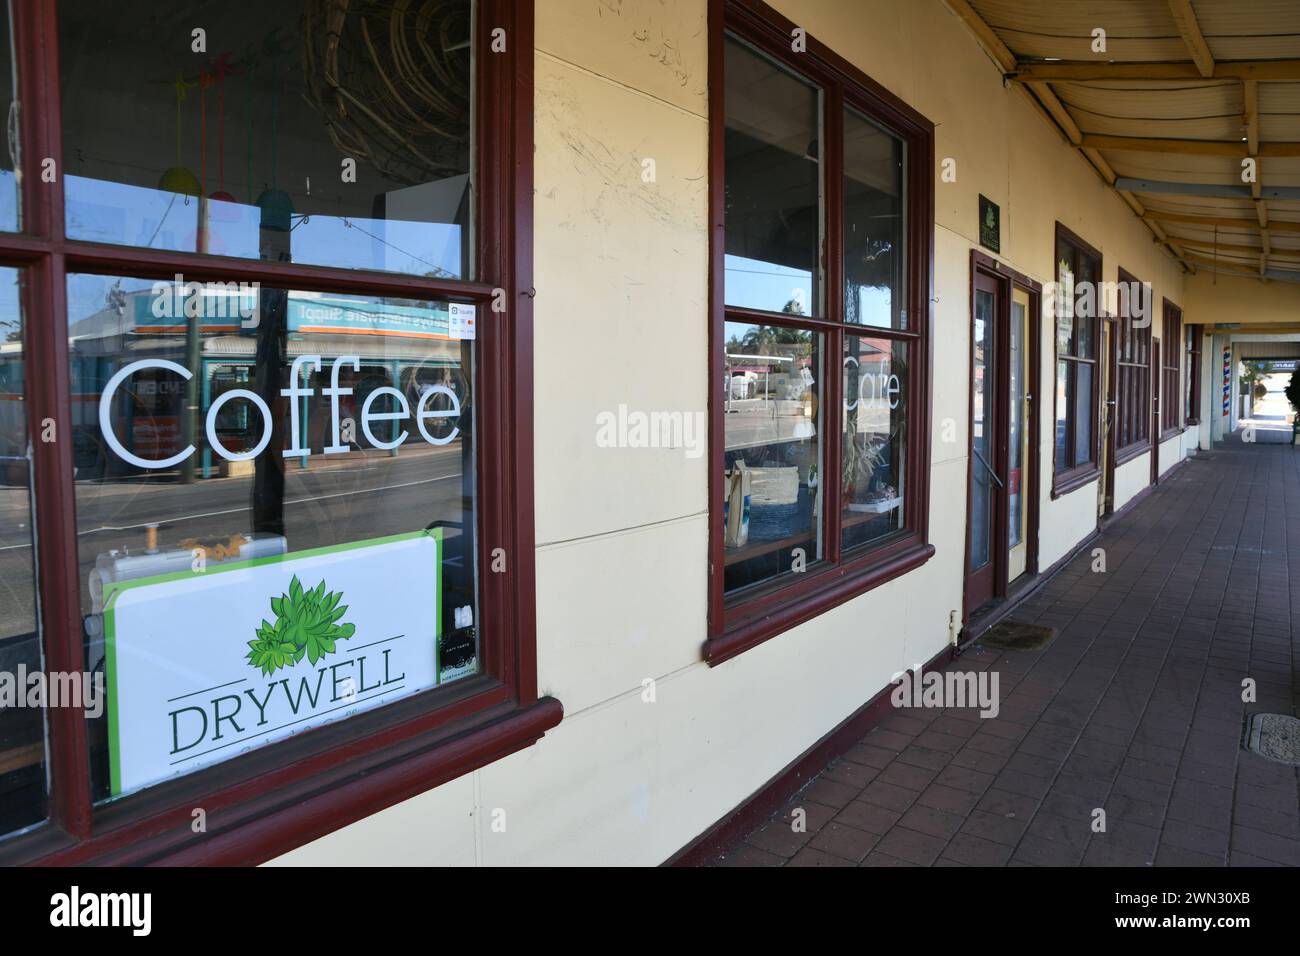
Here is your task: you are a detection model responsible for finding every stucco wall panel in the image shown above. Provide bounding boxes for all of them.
[535,514,706,714]
[533,53,709,545]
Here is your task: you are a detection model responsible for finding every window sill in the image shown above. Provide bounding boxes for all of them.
[1186,417,1200,426]
[705,537,935,667]
[1160,427,1185,441]
[1114,442,1148,467]
[4,689,563,866]
[1050,465,1099,499]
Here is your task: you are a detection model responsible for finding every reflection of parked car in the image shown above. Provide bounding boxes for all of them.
[728,372,755,400]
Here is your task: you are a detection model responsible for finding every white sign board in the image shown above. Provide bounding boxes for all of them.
[103,529,441,797]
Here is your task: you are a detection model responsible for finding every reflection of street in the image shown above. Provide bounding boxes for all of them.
[0,443,465,640]
[0,482,37,645]
[725,401,814,450]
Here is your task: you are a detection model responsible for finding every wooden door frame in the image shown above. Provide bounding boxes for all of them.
[964,251,1042,626]
[965,267,1004,618]
[1102,314,1118,517]
[1151,338,1161,485]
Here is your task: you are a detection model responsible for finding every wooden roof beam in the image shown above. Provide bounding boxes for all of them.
[1167,0,1215,78]
[1174,236,1300,260]
[942,0,1015,71]
[1145,210,1300,234]
[1244,79,1259,155]
[1009,60,1300,83]
[1244,79,1272,254]
[1185,251,1263,275]
[1081,135,1300,158]
[1198,259,1300,284]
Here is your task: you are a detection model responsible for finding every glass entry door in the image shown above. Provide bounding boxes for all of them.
[966,272,1000,613]
[966,260,1038,624]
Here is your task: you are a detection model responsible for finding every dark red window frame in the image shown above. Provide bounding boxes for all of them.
[1185,322,1202,425]
[1161,298,1183,436]
[1050,223,1102,498]
[1,0,558,867]
[705,0,935,665]
[1113,267,1151,464]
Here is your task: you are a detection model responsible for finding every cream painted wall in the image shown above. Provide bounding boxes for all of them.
[1112,452,1151,512]
[1186,271,1300,326]
[1159,433,1185,476]
[268,0,1204,866]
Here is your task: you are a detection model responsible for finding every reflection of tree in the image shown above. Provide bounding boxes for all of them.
[733,325,808,354]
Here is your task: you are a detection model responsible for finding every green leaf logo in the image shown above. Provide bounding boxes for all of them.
[245,575,357,676]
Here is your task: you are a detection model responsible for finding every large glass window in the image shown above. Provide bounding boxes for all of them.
[1162,301,1183,435]
[69,273,477,800]
[1114,271,1150,455]
[59,0,473,279]
[722,322,822,592]
[713,11,930,634]
[842,335,905,551]
[843,110,905,328]
[1053,226,1101,486]
[723,38,821,315]
[0,0,542,864]
[1185,323,1202,424]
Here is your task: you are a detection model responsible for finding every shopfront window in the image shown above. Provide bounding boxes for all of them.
[722,321,822,592]
[1162,300,1183,435]
[723,38,821,316]
[842,335,905,552]
[1114,270,1150,455]
[59,0,473,279]
[1053,224,1101,492]
[69,274,477,800]
[0,0,542,864]
[709,2,933,659]
[1185,323,1202,424]
[844,110,905,329]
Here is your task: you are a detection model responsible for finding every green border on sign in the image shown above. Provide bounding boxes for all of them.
[104,527,443,798]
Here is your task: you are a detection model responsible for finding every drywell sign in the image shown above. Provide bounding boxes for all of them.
[102,529,441,797]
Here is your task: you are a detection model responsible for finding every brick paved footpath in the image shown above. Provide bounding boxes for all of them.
[710,432,1300,867]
